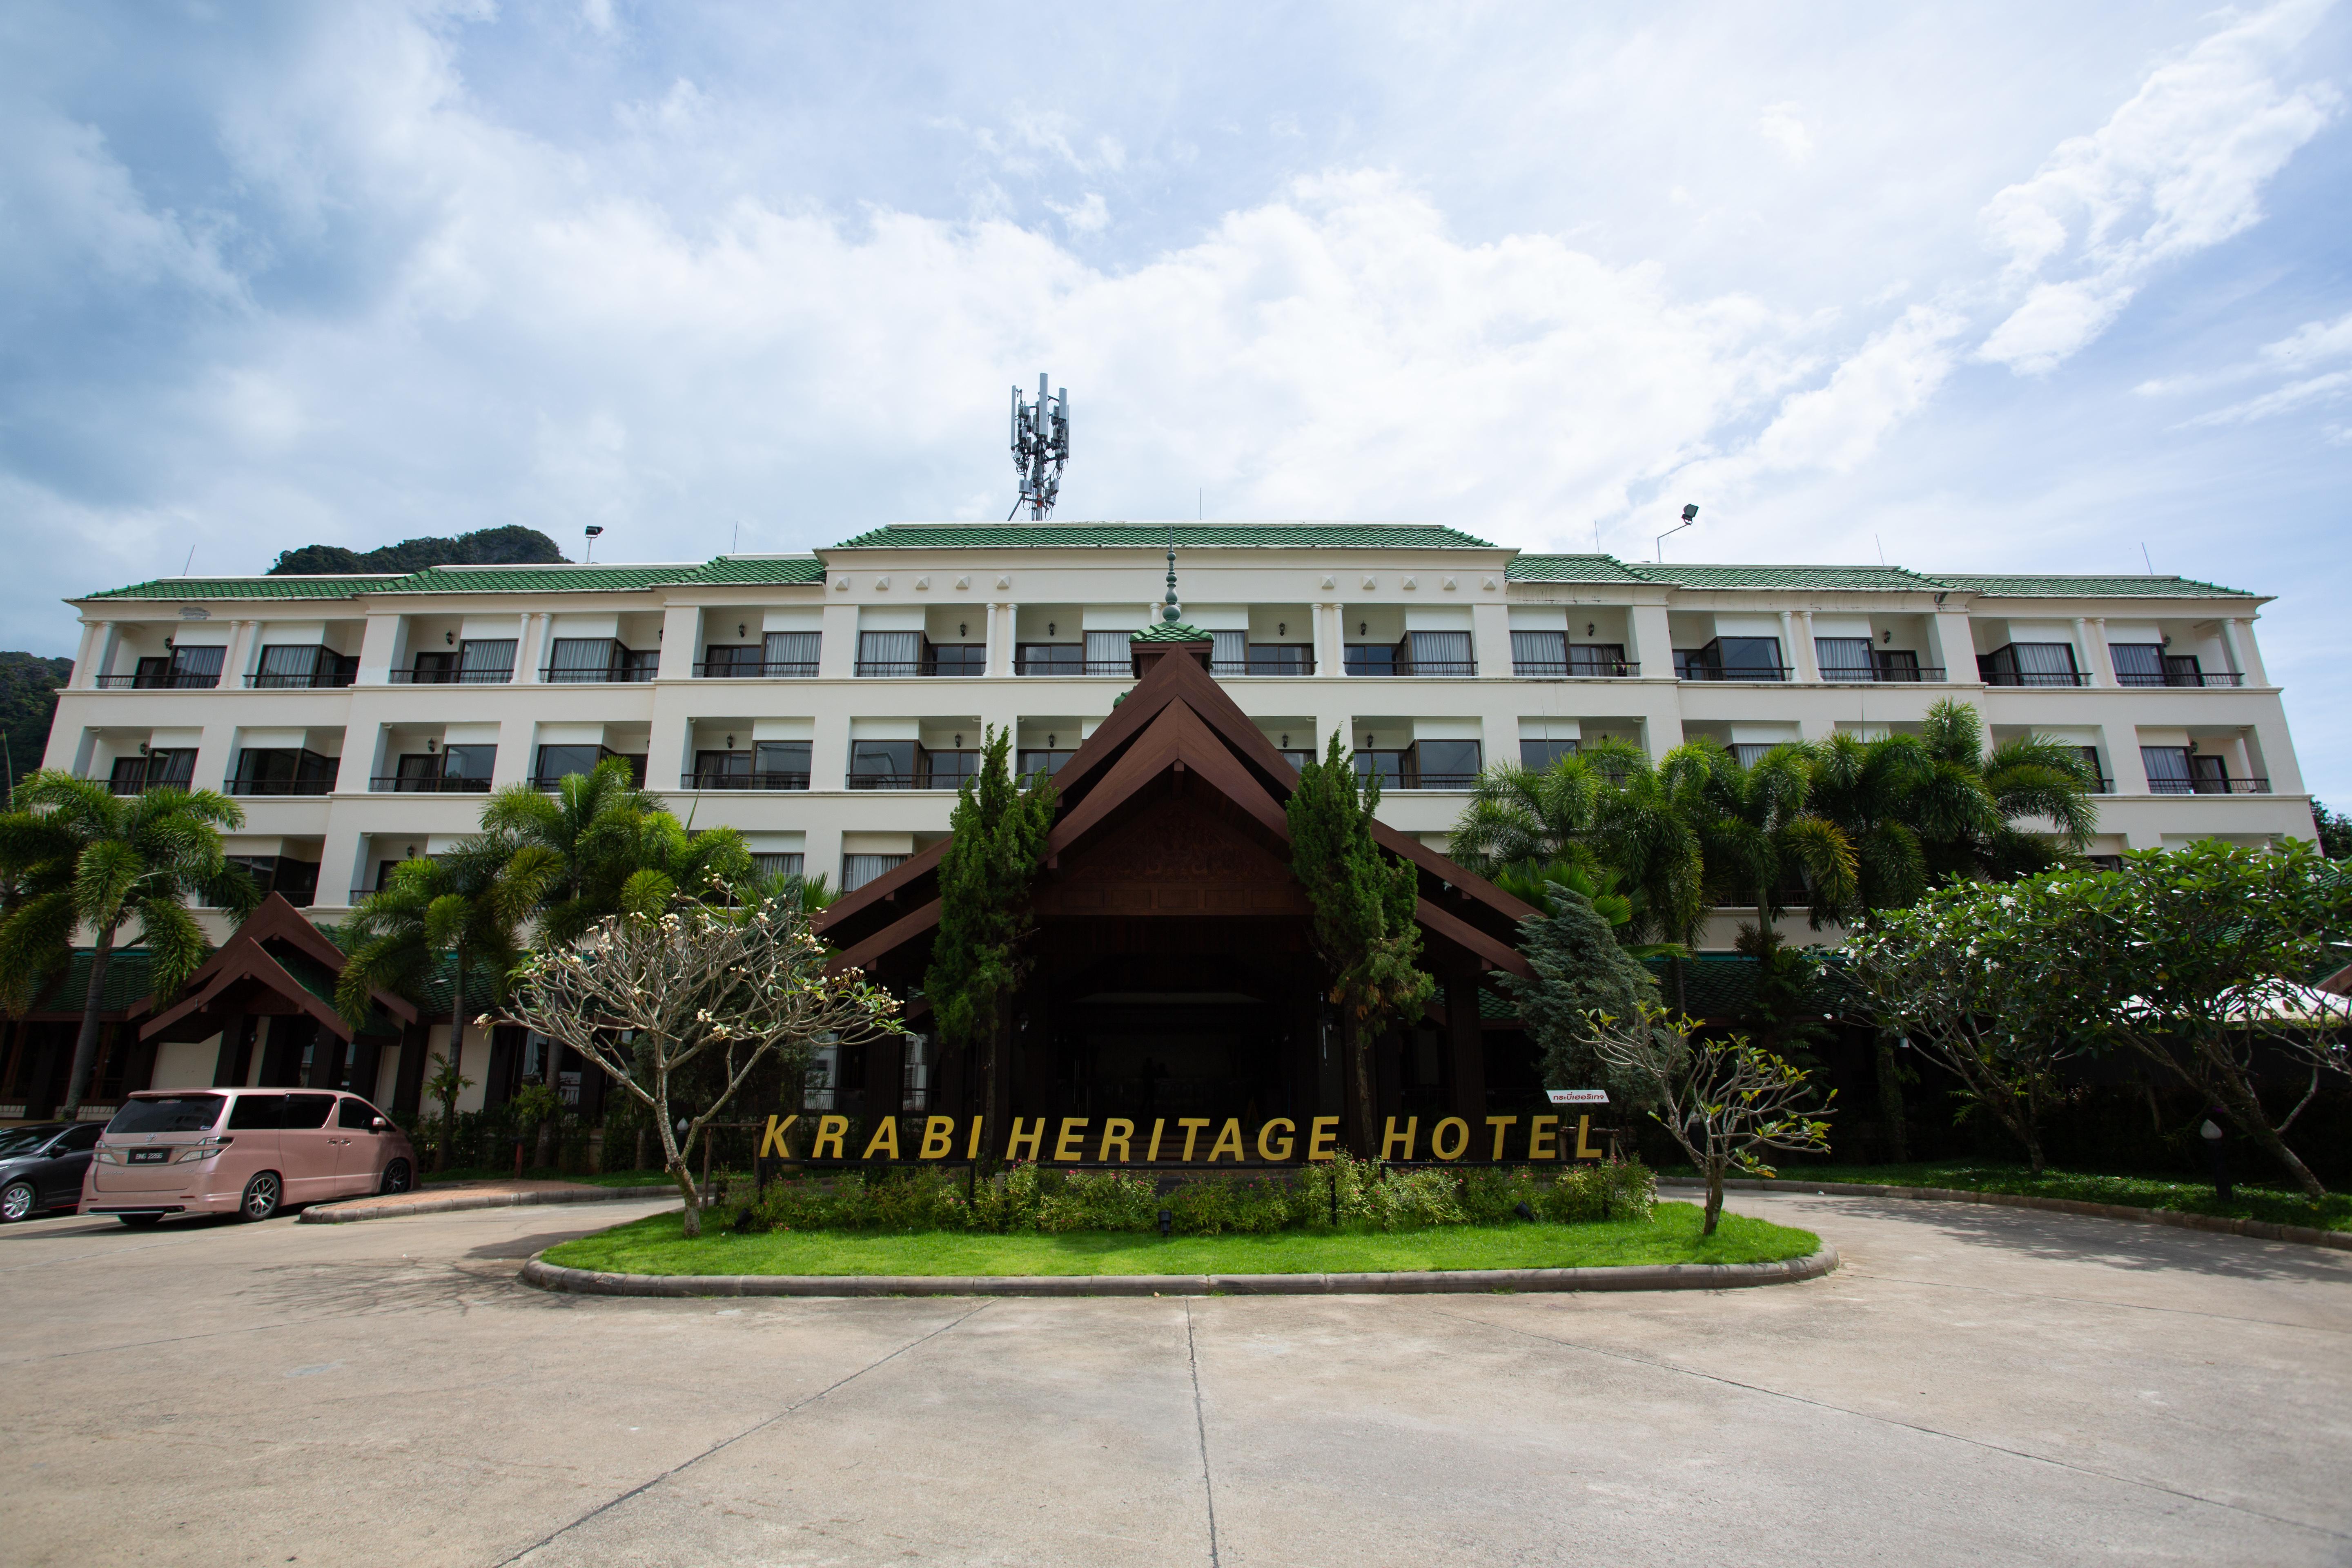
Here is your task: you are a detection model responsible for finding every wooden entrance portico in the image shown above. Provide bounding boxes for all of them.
[813,621,1539,1154]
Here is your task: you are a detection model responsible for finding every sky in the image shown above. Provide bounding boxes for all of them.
[2,1,2347,801]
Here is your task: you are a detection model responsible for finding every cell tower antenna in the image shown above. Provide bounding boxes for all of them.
[1009,373,1071,520]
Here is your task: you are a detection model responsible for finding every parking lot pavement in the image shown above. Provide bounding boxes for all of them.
[2,1190,2346,1568]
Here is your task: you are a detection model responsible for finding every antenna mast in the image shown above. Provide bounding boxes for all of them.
[1009,373,1071,520]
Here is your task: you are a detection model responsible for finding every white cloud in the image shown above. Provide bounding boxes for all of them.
[1757,102,1813,162]
[1976,0,2340,374]
[2184,370,2352,426]
[1047,192,1110,234]
[2263,309,2352,368]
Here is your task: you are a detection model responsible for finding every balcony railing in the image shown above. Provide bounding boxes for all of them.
[95,673,220,690]
[1343,661,1479,677]
[1015,655,1136,676]
[679,771,812,791]
[1818,666,1947,684]
[1512,659,1640,678]
[1208,657,1318,677]
[1980,671,2088,687]
[2087,777,2117,794]
[227,776,336,797]
[2149,777,2270,795]
[541,665,658,683]
[1678,665,1794,682]
[691,661,818,679]
[853,660,984,677]
[2118,671,2247,688]
[244,670,356,689]
[388,667,513,684]
[369,775,493,793]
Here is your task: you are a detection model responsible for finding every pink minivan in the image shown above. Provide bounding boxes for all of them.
[83,1089,418,1225]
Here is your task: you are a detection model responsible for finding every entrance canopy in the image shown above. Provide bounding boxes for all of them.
[131,894,414,1045]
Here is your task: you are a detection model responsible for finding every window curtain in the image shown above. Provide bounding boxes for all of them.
[546,638,613,680]
[1407,630,1472,672]
[1210,630,1246,668]
[763,631,819,673]
[1084,630,1132,673]
[1511,630,1566,671]
[858,630,922,670]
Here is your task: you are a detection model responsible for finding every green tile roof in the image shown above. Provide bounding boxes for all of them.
[1132,618,1211,642]
[1936,573,2252,599]
[829,522,1499,550]
[29,948,155,1014]
[1636,564,1945,591]
[1505,555,1654,584]
[85,576,409,601]
[683,555,826,585]
[381,564,709,594]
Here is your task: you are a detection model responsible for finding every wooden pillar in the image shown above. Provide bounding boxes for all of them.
[123,1029,161,1095]
[1446,976,1486,1124]
[482,1026,519,1111]
[347,1032,384,1104]
[211,1012,249,1087]
[864,1029,902,1127]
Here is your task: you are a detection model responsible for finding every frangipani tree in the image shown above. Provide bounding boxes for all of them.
[495,898,902,1235]
[1586,1004,1835,1235]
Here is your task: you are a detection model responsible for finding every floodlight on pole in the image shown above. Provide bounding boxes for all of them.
[1655,503,1698,562]
[583,524,605,563]
[1009,373,1071,520]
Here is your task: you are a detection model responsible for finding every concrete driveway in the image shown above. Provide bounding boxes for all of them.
[1,1190,2345,1567]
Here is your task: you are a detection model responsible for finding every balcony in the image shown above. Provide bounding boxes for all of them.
[95,672,220,690]
[227,750,338,797]
[1981,670,2089,688]
[848,744,978,791]
[388,666,514,685]
[1818,664,1946,684]
[2117,670,2246,688]
[1512,658,1639,678]
[853,659,985,678]
[2148,777,2270,795]
[226,775,337,797]
[369,775,493,793]
[245,669,358,689]
[1354,742,1483,791]
[693,660,818,679]
[679,771,812,791]
[1343,657,1478,678]
[1677,663,1793,682]
[1016,653,1136,676]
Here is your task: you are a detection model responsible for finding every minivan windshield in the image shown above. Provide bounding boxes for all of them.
[107,1095,225,1135]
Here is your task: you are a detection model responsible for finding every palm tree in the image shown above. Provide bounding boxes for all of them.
[1802,730,1934,923]
[0,773,259,1116]
[335,833,551,1169]
[479,758,666,944]
[1689,742,1858,938]
[1916,699,2098,879]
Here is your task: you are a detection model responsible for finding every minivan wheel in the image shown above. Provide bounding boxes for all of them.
[117,1213,165,1228]
[379,1158,413,1196]
[0,1180,34,1222]
[240,1172,282,1222]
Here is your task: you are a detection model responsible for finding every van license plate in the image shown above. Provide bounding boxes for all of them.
[128,1149,169,1164]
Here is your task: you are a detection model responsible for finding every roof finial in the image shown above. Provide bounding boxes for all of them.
[1162,526,1182,623]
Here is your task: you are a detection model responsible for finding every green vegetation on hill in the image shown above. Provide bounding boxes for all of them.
[268,524,567,576]
[1,652,74,795]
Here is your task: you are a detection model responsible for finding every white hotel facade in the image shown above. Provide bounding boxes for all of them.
[50,521,2315,946]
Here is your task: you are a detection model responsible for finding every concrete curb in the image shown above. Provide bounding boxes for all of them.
[297,1185,701,1224]
[516,1245,1839,1299]
[1659,1177,2352,1253]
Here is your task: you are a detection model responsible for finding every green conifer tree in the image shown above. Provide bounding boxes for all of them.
[1287,733,1435,1153]
[925,726,1058,1142]
[1507,883,1664,1108]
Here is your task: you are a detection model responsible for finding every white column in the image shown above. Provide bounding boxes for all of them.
[1788,610,1819,682]
[1626,603,1672,679]
[224,619,260,687]
[515,612,546,683]
[2111,730,2150,795]
[493,718,534,788]
[2223,617,2270,686]
[356,614,403,685]
[1470,601,1511,679]
[1316,602,1344,677]
[657,604,700,679]
[808,715,851,794]
[2073,617,2110,686]
[990,601,1018,676]
[818,603,858,679]
[71,621,108,688]
[1926,610,1977,684]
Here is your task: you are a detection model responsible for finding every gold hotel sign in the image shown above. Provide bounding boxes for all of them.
[758,1113,1613,1165]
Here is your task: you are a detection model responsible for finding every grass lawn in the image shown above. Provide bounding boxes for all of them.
[426,1167,681,1188]
[540,1199,1819,1277]
[1724,1161,2352,1234]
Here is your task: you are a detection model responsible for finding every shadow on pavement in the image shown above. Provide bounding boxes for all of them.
[1793,1194,2352,1284]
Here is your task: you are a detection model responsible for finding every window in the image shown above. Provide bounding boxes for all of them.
[406,650,457,684]
[1344,643,1399,675]
[443,744,494,785]
[227,1094,287,1130]
[2141,746,2193,794]
[1520,738,1578,771]
[1978,643,2078,686]
[751,852,805,882]
[58,1123,102,1152]
[535,744,610,784]
[254,645,356,688]
[546,638,619,682]
[1511,630,1567,675]
[1083,630,1134,676]
[230,748,338,797]
[458,639,517,683]
[284,1094,336,1129]
[1677,638,1784,681]
[1414,739,1483,787]
[108,756,148,793]
[105,1095,224,1134]
[1569,643,1630,677]
[2192,754,2231,793]
[1816,638,1876,679]
[1352,751,1408,787]
[754,740,811,787]
[1406,630,1473,675]
[1244,644,1311,674]
[1018,748,1075,777]
[1874,648,1922,681]
[2110,644,2164,685]
[702,644,762,677]
[924,748,980,789]
[929,643,987,676]
[169,645,225,686]
[337,1098,383,1130]
[1732,743,1786,768]
[1017,642,1082,675]
[1208,631,1247,672]
[693,750,751,787]
[762,630,819,676]
[2078,746,2109,791]
[842,853,906,891]
[856,630,923,676]
[848,739,917,788]
[106,749,196,794]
